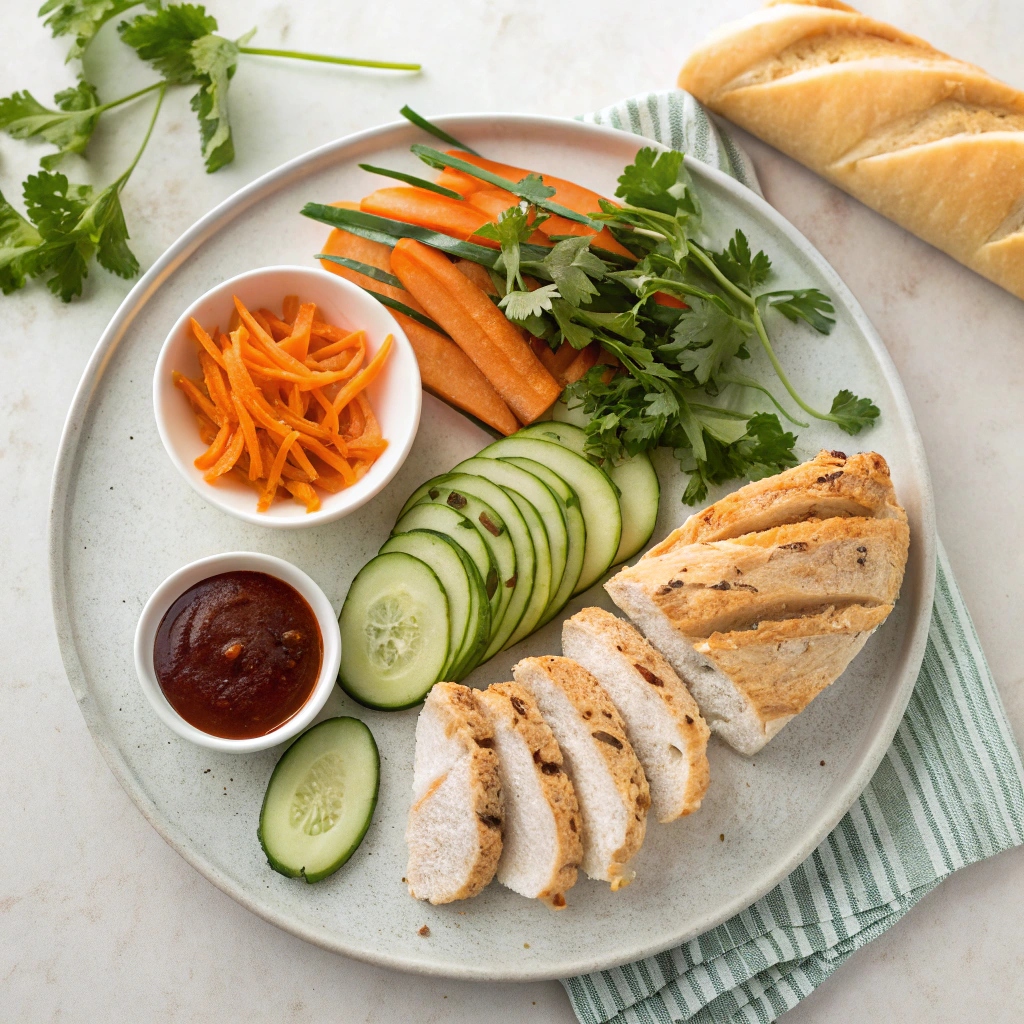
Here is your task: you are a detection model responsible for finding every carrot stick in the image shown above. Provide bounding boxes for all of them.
[307,329,363,360]
[390,238,560,423]
[173,372,222,425]
[282,295,300,324]
[561,342,600,386]
[259,430,300,511]
[233,297,316,379]
[310,345,364,375]
[280,302,316,361]
[199,350,235,422]
[194,419,232,470]
[284,480,321,513]
[353,393,382,443]
[359,187,499,247]
[230,394,264,480]
[258,309,293,341]
[204,428,245,482]
[287,439,320,481]
[530,337,579,381]
[300,436,356,483]
[310,388,340,436]
[190,318,227,370]
[331,334,393,413]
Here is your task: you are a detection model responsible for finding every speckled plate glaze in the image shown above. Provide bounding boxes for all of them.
[49,115,935,982]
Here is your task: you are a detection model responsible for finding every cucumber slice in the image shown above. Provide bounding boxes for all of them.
[414,473,533,659]
[411,485,516,645]
[258,717,379,883]
[445,539,491,677]
[481,436,619,594]
[503,457,586,622]
[379,531,472,679]
[392,503,495,608]
[515,421,660,564]
[453,456,566,620]
[338,552,449,710]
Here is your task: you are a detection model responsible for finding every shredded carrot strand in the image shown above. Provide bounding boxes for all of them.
[231,394,263,480]
[259,430,300,511]
[204,428,245,482]
[331,334,393,413]
[194,420,232,470]
[280,302,316,361]
[173,372,221,425]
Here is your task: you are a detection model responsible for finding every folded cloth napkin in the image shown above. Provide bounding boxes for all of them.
[563,90,1024,1024]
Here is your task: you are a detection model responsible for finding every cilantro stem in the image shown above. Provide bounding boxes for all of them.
[238,47,420,71]
[117,83,165,185]
[98,81,165,114]
[685,242,755,310]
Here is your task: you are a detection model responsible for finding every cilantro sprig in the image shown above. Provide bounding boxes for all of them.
[2,3,420,301]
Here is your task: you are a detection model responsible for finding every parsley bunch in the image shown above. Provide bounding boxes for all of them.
[0,2,420,301]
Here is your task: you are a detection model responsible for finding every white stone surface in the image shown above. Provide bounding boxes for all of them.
[0,0,1021,1020]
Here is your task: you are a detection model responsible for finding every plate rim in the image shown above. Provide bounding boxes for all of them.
[48,112,936,981]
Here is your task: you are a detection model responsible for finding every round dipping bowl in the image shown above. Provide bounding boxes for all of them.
[153,265,421,528]
[134,551,342,752]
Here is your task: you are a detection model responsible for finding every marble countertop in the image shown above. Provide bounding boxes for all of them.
[2,1,1022,1020]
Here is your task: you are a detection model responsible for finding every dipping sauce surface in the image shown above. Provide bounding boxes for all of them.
[154,570,322,740]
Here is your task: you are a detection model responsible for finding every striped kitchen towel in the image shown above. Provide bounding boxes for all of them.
[564,91,1024,1024]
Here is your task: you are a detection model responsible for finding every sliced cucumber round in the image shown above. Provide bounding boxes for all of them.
[515,421,660,564]
[454,456,566,619]
[392,503,494,606]
[379,531,472,680]
[503,456,586,622]
[411,484,516,642]
[481,436,619,594]
[338,552,449,710]
[258,717,379,883]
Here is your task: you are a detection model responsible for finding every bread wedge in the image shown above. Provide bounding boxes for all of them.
[562,609,710,823]
[477,683,582,908]
[406,683,504,904]
[512,656,649,889]
[607,451,909,755]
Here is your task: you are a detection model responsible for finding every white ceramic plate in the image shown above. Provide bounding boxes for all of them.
[49,115,935,982]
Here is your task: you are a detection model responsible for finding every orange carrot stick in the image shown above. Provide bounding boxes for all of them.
[282,295,300,324]
[173,372,222,425]
[230,394,264,480]
[390,239,560,424]
[203,428,245,482]
[199,350,235,422]
[259,430,300,511]
[307,329,363,360]
[330,334,393,413]
[194,419,232,470]
[359,188,499,247]
[284,479,321,513]
[190,318,228,370]
[280,302,316,361]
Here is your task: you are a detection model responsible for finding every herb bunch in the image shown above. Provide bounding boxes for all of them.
[305,123,880,504]
[0,1,420,301]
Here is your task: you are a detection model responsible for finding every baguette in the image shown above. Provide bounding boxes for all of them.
[513,656,650,889]
[678,0,1024,302]
[562,609,710,823]
[406,683,504,904]
[477,683,582,908]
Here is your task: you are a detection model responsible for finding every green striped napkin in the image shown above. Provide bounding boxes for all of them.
[564,91,1024,1024]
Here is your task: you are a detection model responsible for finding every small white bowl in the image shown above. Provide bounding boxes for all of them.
[134,552,342,752]
[153,265,421,528]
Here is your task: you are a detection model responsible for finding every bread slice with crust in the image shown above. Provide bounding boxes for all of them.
[406,683,504,904]
[561,608,710,823]
[512,656,650,889]
[477,682,582,908]
[643,450,905,558]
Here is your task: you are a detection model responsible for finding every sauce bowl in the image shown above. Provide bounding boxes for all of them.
[153,265,421,528]
[134,551,342,752]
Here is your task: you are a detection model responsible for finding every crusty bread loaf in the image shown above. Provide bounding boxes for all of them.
[477,683,582,908]
[606,450,909,755]
[406,683,504,904]
[678,0,1024,302]
[513,656,650,889]
[562,609,710,823]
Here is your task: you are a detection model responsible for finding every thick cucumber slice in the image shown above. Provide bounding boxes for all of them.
[413,473,533,659]
[379,531,472,680]
[516,421,660,564]
[411,485,516,645]
[453,456,565,625]
[503,457,586,622]
[338,553,449,710]
[258,717,379,883]
[481,436,619,594]
[392,503,495,608]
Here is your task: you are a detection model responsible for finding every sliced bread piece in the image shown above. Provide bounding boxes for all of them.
[477,683,582,908]
[406,683,503,904]
[609,515,909,639]
[643,450,906,558]
[512,656,650,889]
[562,608,710,823]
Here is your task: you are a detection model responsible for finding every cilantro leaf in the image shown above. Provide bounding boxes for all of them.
[499,282,559,321]
[474,201,537,291]
[511,172,555,205]
[658,295,751,384]
[0,78,101,168]
[615,147,691,216]
[550,298,594,350]
[760,287,836,334]
[0,188,43,294]
[709,230,772,291]
[828,390,880,434]
[119,3,242,171]
[39,0,153,61]
[531,236,605,308]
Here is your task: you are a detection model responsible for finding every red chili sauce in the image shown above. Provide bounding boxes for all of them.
[154,571,322,740]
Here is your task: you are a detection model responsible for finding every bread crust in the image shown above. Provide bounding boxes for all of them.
[479,683,582,908]
[678,0,1024,301]
[406,683,503,905]
[513,657,650,888]
[565,608,711,821]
